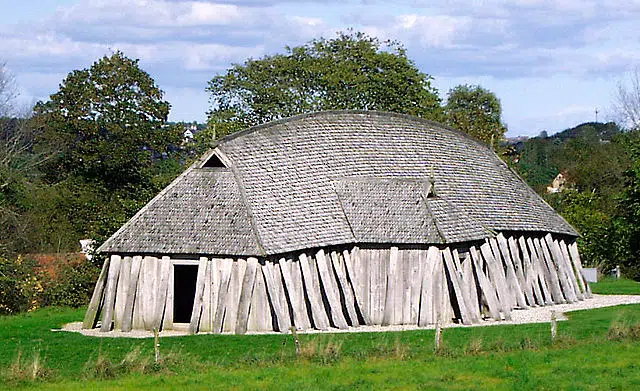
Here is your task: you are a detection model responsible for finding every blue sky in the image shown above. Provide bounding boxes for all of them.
[1,0,638,136]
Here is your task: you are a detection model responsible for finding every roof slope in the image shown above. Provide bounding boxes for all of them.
[98,168,261,255]
[100,110,577,256]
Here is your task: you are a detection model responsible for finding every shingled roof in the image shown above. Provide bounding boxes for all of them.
[98,110,577,257]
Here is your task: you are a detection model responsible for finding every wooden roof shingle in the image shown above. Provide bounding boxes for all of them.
[99,111,577,256]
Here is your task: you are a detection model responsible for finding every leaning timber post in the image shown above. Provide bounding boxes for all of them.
[100,255,122,332]
[83,256,111,329]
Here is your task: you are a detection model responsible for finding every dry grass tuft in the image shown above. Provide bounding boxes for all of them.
[465,337,484,355]
[297,337,343,363]
[608,319,640,341]
[6,348,53,383]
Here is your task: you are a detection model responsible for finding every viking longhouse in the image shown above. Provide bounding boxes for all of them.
[84,111,591,334]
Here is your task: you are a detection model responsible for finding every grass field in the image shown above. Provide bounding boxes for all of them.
[1,280,639,390]
[590,278,640,295]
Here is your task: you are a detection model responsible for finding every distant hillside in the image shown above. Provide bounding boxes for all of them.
[549,122,621,142]
[509,121,628,194]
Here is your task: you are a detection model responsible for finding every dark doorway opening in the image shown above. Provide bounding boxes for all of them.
[173,265,199,323]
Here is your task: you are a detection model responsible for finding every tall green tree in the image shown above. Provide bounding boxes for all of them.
[444,84,506,145]
[207,31,443,135]
[34,52,180,188]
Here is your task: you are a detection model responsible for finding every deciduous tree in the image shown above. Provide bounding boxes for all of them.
[207,31,443,134]
[444,84,506,145]
[34,52,180,188]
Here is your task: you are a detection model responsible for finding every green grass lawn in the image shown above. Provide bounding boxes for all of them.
[2,282,639,390]
[590,278,640,295]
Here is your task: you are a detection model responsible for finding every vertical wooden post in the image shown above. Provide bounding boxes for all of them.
[100,255,122,332]
[152,256,172,331]
[121,255,142,332]
[212,258,233,333]
[418,246,441,326]
[382,247,399,326]
[235,257,259,334]
[189,257,209,334]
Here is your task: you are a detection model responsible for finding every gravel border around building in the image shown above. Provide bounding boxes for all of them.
[58,294,640,339]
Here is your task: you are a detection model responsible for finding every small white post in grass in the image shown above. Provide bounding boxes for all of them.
[435,318,442,351]
[153,328,160,363]
[550,310,557,342]
[290,326,300,357]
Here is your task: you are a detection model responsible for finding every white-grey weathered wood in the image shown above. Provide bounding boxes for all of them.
[298,252,330,330]
[280,257,311,330]
[544,234,577,303]
[525,238,553,305]
[480,242,513,317]
[83,256,110,329]
[508,237,536,307]
[568,242,592,297]
[534,238,565,304]
[262,260,291,332]
[188,257,208,333]
[315,249,348,329]
[345,248,371,325]
[470,246,502,320]
[516,237,544,306]
[163,262,175,330]
[223,258,247,333]
[460,251,481,322]
[235,257,259,334]
[140,257,155,329]
[492,236,527,309]
[212,258,233,333]
[382,247,399,326]
[442,248,472,324]
[560,240,588,298]
[121,255,142,332]
[408,250,422,325]
[247,265,272,332]
[152,256,172,331]
[556,239,583,300]
[100,255,122,332]
[113,256,131,331]
[330,251,359,327]
[418,246,440,326]
[499,234,533,308]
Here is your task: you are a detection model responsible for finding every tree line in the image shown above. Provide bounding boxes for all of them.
[1,31,639,285]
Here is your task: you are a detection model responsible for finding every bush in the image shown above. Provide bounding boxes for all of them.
[39,258,100,308]
[0,256,40,315]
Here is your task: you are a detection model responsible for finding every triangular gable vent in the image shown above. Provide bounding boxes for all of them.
[203,154,226,168]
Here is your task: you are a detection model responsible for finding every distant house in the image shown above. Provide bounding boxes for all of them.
[84,111,591,335]
[546,172,568,194]
[182,123,197,143]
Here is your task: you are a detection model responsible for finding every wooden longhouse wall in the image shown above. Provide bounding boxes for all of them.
[86,111,589,334]
[85,233,591,334]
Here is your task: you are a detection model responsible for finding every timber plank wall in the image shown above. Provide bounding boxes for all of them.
[84,232,591,334]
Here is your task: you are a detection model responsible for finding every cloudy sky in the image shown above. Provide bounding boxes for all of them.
[1,0,638,136]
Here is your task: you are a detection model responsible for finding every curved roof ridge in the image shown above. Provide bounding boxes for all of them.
[212,110,493,152]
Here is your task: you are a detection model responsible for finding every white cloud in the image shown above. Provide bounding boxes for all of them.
[2,0,639,131]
